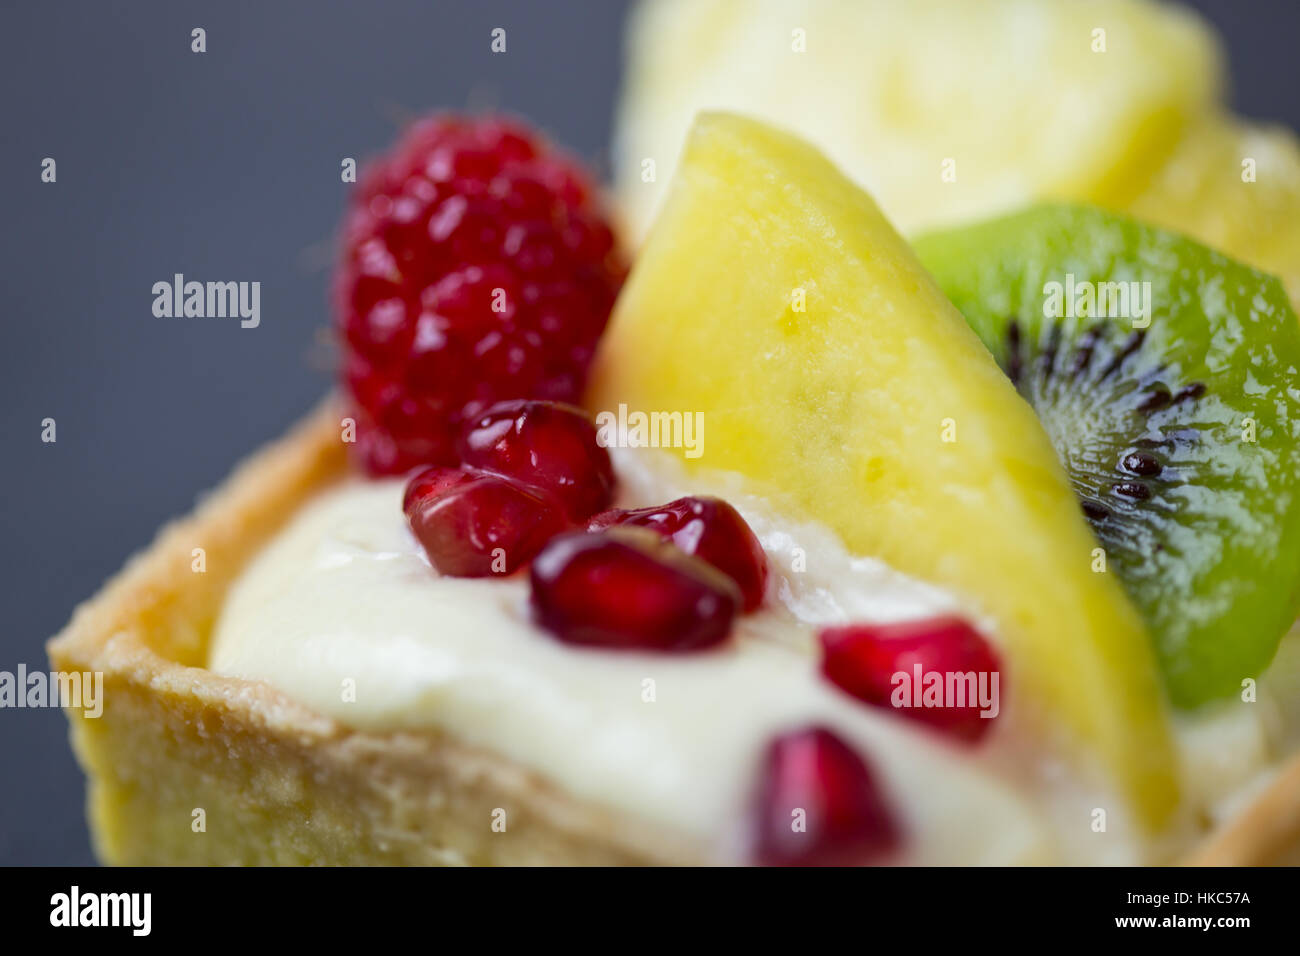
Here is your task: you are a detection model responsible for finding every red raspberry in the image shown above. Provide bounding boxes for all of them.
[337,114,626,475]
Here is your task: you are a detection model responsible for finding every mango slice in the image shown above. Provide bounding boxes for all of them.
[590,113,1179,827]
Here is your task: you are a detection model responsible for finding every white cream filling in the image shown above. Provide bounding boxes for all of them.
[208,448,1293,864]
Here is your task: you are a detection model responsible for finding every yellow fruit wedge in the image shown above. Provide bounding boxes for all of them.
[590,113,1179,828]
[615,0,1222,241]
[1121,114,1300,309]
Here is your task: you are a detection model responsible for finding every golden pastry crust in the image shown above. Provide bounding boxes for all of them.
[1183,755,1300,865]
[47,398,1300,865]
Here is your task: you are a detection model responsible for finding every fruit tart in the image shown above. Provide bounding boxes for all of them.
[50,111,1300,866]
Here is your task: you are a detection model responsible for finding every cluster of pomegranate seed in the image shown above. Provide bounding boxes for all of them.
[338,114,626,475]
[396,395,995,867]
[400,396,768,657]
[403,399,610,575]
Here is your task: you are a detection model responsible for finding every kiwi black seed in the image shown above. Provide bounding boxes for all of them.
[1001,317,1200,523]
[916,204,1300,707]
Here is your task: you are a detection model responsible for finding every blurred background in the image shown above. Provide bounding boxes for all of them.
[1,0,1296,865]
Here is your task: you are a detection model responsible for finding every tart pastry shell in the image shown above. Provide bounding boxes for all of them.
[47,399,1300,865]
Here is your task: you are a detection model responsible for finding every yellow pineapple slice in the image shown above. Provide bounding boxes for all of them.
[591,113,1179,827]
[615,0,1222,241]
[1121,114,1300,308]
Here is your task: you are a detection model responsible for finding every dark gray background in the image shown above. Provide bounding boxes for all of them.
[1,0,1295,866]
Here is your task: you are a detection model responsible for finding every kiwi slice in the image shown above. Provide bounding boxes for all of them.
[914,204,1300,708]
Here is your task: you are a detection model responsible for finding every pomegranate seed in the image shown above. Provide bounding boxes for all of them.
[752,726,900,867]
[589,496,767,611]
[819,617,1002,743]
[459,399,615,521]
[529,527,739,651]
[401,464,472,513]
[404,468,567,577]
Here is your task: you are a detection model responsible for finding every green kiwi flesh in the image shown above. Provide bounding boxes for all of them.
[915,204,1300,708]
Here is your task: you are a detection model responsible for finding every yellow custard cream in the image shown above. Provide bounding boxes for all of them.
[209,448,1290,864]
